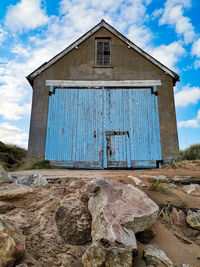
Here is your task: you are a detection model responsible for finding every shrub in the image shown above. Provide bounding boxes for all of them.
[149,180,170,194]
[180,143,200,160]
[21,160,53,170]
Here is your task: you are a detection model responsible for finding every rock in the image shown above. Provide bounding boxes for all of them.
[182,264,190,267]
[0,216,25,266]
[171,208,186,227]
[182,184,200,196]
[16,264,28,267]
[87,178,159,240]
[14,175,35,186]
[136,229,155,244]
[152,175,169,183]
[0,164,9,183]
[143,244,174,267]
[0,201,15,214]
[0,184,34,200]
[128,175,146,186]
[167,183,178,189]
[172,176,200,185]
[13,174,48,187]
[82,241,134,267]
[32,174,48,187]
[187,210,200,230]
[55,197,92,245]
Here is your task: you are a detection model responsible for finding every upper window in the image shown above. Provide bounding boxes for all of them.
[95,38,111,66]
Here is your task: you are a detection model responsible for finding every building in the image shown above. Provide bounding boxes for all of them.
[26,20,179,169]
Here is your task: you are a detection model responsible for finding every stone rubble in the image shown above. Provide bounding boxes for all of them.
[128,175,146,186]
[82,177,159,266]
[143,244,174,267]
[186,210,200,230]
[0,216,25,267]
[182,184,200,196]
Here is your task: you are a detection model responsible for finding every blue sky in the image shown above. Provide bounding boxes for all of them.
[0,0,200,149]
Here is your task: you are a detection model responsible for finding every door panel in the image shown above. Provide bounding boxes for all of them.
[45,88,103,168]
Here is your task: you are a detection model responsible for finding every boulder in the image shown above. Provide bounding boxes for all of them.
[186,210,200,230]
[171,208,186,227]
[143,244,174,267]
[87,178,159,239]
[0,164,9,183]
[82,241,133,267]
[0,216,25,267]
[12,174,48,187]
[32,174,48,187]
[0,184,34,200]
[182,184,200,197]
[128,175,146,186]
[55,197,92,245]
[152,175,169,183]
[0,201,15,214]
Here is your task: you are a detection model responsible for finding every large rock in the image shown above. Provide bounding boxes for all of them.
[171,208,186,227]
[83,178,158,266]
[0,184,34,200]
[172,176,200,185]
[55,197,92,245]
[0,216,25,267]
[143,244,174,267]
[82,241,133,267]
[182,184,200,196]
[0,164,9,183]
[12,174,48,187]
[187,210,200,230]
[87,178,159,240]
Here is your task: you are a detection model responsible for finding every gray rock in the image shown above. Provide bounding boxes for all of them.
[55,197,92,245]
[152,175,169,183]
[183,184,200,196]
[32,174,48,187]
[14,175,35,186]
[182,264,190,267]
[0,164,9,183]
[143,244,174,267]
[167,183,178,189]
[187,210,200,230]
[128,175,146,186]
[172,176,200,185]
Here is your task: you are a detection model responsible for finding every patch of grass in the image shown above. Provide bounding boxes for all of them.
[180,143,200,160]
[149,180,170,194]
[21,160,53,170]
[0,141,27,170]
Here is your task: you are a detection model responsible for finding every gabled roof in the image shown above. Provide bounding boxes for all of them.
[27,19,179,86]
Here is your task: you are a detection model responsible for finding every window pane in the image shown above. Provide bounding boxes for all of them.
[104,55,110,65]
[97,42,103,55]
[97,55,103,65]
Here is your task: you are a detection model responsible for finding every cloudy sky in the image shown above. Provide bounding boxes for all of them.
[0,0,200,149]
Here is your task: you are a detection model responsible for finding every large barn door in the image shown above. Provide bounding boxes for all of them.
[45,88,103,168]
[103,88,162,169]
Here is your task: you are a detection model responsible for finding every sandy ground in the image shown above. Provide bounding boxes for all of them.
[3,160,200,266]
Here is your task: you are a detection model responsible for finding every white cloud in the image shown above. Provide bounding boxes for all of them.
[0,122,28,148]
[127,25,153,49]
[194,60,200,70]
[178,110,200,128]
[5,0,49,32]
[192,38,200,57]
[175,85,200,107]
[156,0,195,44]
[0,27,7,44]
[149,41,185,70]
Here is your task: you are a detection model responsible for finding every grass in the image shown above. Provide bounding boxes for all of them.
[0,141,27,170]
[180,143,200,161]
[21,160,54,170]
[149,180,170,194]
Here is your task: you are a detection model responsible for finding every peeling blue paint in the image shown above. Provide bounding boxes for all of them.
[45,88,162,169]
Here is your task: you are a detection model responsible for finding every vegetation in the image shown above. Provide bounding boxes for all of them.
[149,180,170,194]
[0,141,27,170]
[180,143,200,161]
[21,160,53,170]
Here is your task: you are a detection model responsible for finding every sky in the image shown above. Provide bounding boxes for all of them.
[0,0,200,150]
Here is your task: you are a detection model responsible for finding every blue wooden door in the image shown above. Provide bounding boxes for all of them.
[45,88,103,168]
[45,87,162,169]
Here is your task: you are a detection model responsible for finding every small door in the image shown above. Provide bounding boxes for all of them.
[106,131,130,168]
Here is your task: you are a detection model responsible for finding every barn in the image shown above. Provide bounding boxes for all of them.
[26,20,179,169]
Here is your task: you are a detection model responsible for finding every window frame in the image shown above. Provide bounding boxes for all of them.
[95,37,111,67]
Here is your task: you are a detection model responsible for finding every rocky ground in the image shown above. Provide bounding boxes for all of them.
[0,161,200,267]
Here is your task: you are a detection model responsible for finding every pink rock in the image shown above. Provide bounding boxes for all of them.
[171,208,186,227]
[87,178,159,246]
